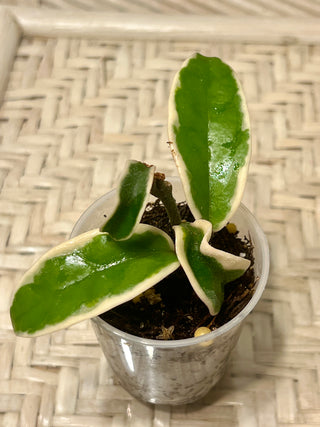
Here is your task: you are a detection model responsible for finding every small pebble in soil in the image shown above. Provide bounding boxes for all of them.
[226,222,237,234]
[194,327,212,337]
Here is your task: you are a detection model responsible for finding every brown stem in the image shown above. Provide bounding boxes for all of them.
[151,173,181,226]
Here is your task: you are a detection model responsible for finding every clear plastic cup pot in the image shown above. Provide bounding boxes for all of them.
[71,178,269,405]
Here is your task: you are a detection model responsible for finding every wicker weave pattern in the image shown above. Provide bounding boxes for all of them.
[2,0,320,16]
[1,36,320,425]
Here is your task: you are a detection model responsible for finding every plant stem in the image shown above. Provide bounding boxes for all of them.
[151,173,182,226]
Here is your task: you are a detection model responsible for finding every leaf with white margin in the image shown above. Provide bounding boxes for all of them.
[10,225,179,337]
[168,54,251,231]
[101,160,155,240]
[174,219,250,315]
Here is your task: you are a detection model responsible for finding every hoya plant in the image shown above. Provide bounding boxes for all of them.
[10,54,251,337]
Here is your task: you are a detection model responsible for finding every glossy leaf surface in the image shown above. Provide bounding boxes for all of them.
[101,160,155,239]
[168,54,250,231]
[174,219,250,315]
[10,226,179,337]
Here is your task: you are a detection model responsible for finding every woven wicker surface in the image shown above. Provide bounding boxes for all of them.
[1,17,320,427]
[2,0,320,16]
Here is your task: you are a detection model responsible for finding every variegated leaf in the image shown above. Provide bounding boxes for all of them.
[174,219,250,315]
[10,225,179,337]
[168,54,251,231]
[101,160,155,239]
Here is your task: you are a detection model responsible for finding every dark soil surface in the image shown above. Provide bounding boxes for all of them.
[100,200,255,340]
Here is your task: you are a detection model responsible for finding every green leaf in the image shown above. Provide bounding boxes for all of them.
[168,54,251,231]
[101,160,155,239]
[10,226,179,337]
[174,219,250,315]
